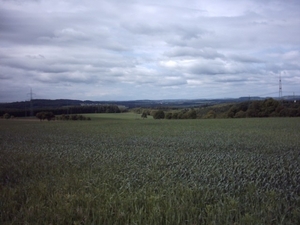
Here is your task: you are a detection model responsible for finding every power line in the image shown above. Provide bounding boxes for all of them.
[27,88,35,117]
[279,74,282,99]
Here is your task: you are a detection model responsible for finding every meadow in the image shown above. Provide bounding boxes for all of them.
[0,114,300,224]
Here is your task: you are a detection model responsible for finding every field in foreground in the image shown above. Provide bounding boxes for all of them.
[1,115,300,224]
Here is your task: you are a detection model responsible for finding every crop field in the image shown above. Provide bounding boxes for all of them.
[1,114,300,224]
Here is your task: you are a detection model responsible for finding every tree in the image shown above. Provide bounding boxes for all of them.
[187,109,197,119]
[36,112,55,121]
[165,112,172,119]
[141,111,148,119]
[36,112,45,121]
[45,112,54,121]
[61,114,70,120]
[153,110,165,119]
[246,109,256,118]
[178,111,187,119]
[172,112,178,119]
[227,106,238,118]
[71,114,78,120]
[262,98,279,115]
[205,110,216,119]
[234,110,246,118]
[3,113,10,119]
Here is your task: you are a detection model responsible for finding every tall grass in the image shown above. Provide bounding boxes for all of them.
[1,117,300,224]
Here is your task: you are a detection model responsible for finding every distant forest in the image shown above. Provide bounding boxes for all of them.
[1,98,299,119]
[135,98,300,119]
[0,104,121,118]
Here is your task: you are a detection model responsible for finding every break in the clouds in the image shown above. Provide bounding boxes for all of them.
[0,0,299,102]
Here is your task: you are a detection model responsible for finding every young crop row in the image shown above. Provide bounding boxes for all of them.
[1,118,300,224]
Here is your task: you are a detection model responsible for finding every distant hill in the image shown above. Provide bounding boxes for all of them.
[0,98,252,118]
[1,96,299,111]
[1,97,299,118]
[0,97,265,110]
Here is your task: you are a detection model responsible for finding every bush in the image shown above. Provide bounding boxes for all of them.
[141,111,148,119]
[150,110,158,117]
[36,112,55,121]
[234,110,246,118]
[178,111,187,119]
[3,113,10,119]
[71,115,78,120]
[153,110,165,119]
[57,114,91,121]
[187,109,197,119]
[172,112,178,119]
[204,110,216,119]
[165,112,172,119]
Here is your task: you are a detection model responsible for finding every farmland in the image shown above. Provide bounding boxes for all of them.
[1,114,300,224]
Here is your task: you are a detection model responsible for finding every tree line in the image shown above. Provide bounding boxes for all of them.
[0,105,122,118]
[138,108,198,119]
[137,99,300,119]
[35,112,91,121]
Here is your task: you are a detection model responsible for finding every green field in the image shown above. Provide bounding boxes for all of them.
[1,114,300,224]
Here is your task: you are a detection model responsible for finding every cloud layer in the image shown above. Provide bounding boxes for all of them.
[1,0,299,102]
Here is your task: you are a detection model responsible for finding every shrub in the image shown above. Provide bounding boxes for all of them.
[187,109,197,119]
[153,110,165,119]
[58,114,91,121]
[165,112,172,119]
[178,111,187,119]
[3,113,10,119]
[36,112,55,121]
[205,110,216,119]
[141,111,148,119]
[71,115,78,120]
[234,110,246,118]
[172,112,178,119]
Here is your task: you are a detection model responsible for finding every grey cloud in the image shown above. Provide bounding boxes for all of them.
[123,23,166,36]
[0,73,11,80]
[190,63,229,75]
[0,0,299,102]
[165,47,225,59]
[0,9,55,45]
[229,54,264,63]
[51,28,90,43]
[26,55,45,59]
[157,77,187,87]
[215,77,248,83]
[188,59,245,75]
[35,72,99,84]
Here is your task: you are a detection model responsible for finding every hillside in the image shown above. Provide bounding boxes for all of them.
[1,97,300,118]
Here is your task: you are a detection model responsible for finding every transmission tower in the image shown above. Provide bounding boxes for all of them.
[279,74,282,99]
[27,88,35,117]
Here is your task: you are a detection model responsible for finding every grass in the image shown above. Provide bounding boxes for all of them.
[0,115,300,224]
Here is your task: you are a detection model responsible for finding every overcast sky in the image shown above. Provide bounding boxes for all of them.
[0,0,299,102]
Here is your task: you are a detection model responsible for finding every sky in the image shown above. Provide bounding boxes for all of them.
[0,0,300,102]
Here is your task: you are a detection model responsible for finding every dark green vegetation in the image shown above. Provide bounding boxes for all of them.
[138,98,300,119]
[36,112,91,121]
[223,98,300,118]
[0,98,245,112]
[2,98,300,119]
[36,111,55,121]
[56,114,91,121]
[1,115,300,224]
[0,103,121,118]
